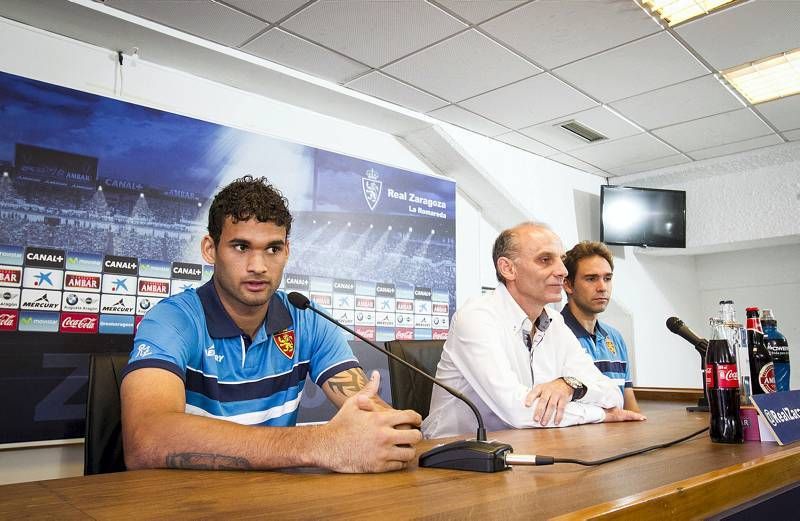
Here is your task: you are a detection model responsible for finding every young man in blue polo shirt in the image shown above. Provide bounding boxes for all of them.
[561,241,640,412]
[121,176,421,473]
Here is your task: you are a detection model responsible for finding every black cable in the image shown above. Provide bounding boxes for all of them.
[551,426,709,466]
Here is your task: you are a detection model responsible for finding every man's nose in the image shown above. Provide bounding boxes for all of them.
[247,252,268,273]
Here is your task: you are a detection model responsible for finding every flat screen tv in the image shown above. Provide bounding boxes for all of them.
[600,185,686,248]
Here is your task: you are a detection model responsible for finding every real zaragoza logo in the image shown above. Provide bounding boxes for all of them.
[362,168,382,211]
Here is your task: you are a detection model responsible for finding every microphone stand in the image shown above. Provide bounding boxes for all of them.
[288,293,512,472]
[686,340,710,412]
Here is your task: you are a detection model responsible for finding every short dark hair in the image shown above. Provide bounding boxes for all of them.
[207,175,293,244]
[562,241,614,284]
[492,222,550,284]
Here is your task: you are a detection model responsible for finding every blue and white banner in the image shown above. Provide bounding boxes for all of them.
[0,69,456,444]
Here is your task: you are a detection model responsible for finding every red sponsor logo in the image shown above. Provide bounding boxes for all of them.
[395,328,414,341]
[0,310,18,331]
[355,297,374,308]
[65,273,99,290]
[139,280,169,294]
[273,329,295,359]
[759,364,776,393]
[0,268,21,285]
[134,315,144,332]
[396,301,414,312]
[433,329,449,340]
[355,326,375,340]
[310,293,331,307]
[59,312,99,334]
[432,303,448,314]
[714,363,738,389]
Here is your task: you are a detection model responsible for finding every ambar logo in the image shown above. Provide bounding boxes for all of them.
[0,267,21,286]
[65,272,101,291]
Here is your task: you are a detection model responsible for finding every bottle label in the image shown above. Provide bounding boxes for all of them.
[758,363,777,393]
[714,364,738,389]
[705,366,714,389]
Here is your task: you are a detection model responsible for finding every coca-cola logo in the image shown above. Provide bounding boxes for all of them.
[60,313,99,334]
[61,316,97,329]
[0,313,16,327]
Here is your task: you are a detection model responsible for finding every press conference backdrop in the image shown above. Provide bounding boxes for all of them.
[0,70,456,445]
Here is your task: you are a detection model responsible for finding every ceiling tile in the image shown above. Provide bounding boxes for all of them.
[676,0,800,70]
[345,71,448,113]
[757,95,800,132]
[281,0,466,67]
[433,0,526,24]
[610,74,744,129]
[568,133,678,170]
[223,0,308,23]
[494,132,558,157]
[520,106,642,152]
[428,105,509,137]
[687,134,785,161]
[785,129,800,141]
[653,109,775,152]
[480,0,661,69]
[243,28,369,83]
[547,153,607,176]
[459,74,597,129]
[605,154,691,177]
[383,29,539,102]
[554,32,709,103]
[106,0,267,47]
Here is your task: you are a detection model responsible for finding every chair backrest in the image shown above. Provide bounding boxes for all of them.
[384,340,444,419]
[84,352,130,475]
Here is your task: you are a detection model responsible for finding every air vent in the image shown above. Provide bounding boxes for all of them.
[558,120,607,143]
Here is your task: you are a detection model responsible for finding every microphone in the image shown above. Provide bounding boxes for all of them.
[666,317,708,358]
[287,291,513,473]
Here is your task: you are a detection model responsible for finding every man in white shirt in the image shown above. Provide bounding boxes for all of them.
[423,222,645,438]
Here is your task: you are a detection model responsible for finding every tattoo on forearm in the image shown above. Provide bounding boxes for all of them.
[166,452,253,470]
[326,368,367,396]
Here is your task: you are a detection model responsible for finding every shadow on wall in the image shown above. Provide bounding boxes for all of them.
[601,299,636,384]
[572,189,600,243]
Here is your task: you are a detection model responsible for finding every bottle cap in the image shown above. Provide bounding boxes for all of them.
[761,309,775,320]
[745,306,760,312]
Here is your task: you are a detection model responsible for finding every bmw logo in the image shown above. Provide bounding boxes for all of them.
[66,294,79,306]
[140,299,151,310]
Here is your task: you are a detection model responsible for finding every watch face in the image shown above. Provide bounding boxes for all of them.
[564,376,579,389]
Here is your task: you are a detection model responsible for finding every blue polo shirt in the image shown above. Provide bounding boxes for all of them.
[561,305,632,393]
[122,279,359,426]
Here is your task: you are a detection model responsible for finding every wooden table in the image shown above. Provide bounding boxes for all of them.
[2,403,799,520]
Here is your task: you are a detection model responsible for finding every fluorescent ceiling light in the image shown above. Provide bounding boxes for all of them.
[722,49,800,104]
[641,0,738,26]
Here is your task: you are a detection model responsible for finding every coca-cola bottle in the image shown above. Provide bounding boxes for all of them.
[746,307,776,395]
[761,309,790,392]
[706,317,743,443]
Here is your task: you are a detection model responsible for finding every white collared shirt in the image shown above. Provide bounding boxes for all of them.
[422,284,623,439]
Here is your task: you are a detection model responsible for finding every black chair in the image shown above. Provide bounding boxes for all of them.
[384,339,444,419]
[84,352,130,475]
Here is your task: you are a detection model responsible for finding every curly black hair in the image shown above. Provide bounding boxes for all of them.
[207,175,293,244]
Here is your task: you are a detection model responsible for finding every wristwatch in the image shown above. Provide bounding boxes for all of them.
[562,376,587,401]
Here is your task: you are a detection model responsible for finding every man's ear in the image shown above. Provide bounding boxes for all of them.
[497,257,515,282]
[563,277,574,296]
[200,235,216,265]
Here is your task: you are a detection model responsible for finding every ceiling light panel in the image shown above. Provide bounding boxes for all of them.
[722,48,800,104]
[641,0,739,26]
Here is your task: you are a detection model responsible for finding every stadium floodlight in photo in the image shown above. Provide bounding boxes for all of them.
[722,48,800,105]
[640,0,739,26]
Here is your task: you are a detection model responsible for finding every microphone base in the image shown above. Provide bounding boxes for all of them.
[419,439,512,473]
